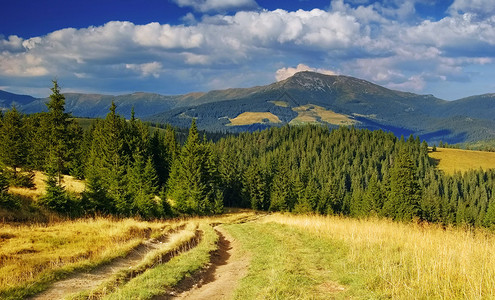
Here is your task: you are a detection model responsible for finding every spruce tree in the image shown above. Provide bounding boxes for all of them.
[269,163,295,211]
[0,169,20,209]
[167,119,223,215]
[0,106,27,180]
[39,168,72,215]
[127,153,159,218]
[84,103,129,215]
[484,196,495,227]
[46,81,70,185]
[101,102,129,214]
[384,148,421,221]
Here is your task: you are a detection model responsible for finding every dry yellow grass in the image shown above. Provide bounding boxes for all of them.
[0,210,257,298]
[9,171,85,200]
[429,147,495,174]
[268,100,289,107]
[264,213,495,299]
[0,218,173,297]
[290,104,357,126]
[228,112,282,126]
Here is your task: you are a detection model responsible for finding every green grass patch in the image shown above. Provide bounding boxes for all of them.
[224,222,373,299]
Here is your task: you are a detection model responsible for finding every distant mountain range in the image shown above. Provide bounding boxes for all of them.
[1,72,495,144]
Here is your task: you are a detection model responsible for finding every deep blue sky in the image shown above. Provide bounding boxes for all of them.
[0,0,494,100]
[0,0,452,38]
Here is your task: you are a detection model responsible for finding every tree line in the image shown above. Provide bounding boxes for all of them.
[2,82,495,227]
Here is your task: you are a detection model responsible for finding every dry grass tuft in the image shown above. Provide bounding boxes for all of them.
[429,147,495,174]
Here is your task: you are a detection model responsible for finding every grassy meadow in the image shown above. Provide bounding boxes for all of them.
[2,212,495,299]
[228,112,282,126]
[0,211,255,299]
[0,218,176,299]
[225,213,495,299]
[429,147,495,174]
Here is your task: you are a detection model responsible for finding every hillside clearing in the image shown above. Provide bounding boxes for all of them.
[429,147,495,174]
[268,100,290,107]
[228,112,282,126]
[290,104,357,126]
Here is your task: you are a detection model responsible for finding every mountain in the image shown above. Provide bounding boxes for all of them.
[1,71,495,144]
[0,90,38,108]
[20,92,181,118]
[146,72,495,144]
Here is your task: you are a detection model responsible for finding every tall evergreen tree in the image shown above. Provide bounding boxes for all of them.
[127,153,160,218]
[384,148,421,221]
[269,163,295,211]
[46,81,71,184]
[0,106,27,180]
[167,119,223,215]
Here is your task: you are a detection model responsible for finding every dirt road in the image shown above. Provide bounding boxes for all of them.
[170,226,250,300]
[32,229,189,300]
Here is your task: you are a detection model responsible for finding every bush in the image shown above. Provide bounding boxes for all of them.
[6,170,35,188]
[38,173,81,216]
[0,171,20,209]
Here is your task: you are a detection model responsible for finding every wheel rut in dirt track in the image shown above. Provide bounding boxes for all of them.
[31,227,197,300]
[161,226,250,300]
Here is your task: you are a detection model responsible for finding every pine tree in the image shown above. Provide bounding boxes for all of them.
[0,169,19,209]
[128,154,159,218]
[484,196,495,227]
[269,163,295,211]
[384,148,421,221]
[46,81,71,185]
[0,106,27,180]
[167,119,223,215]
[39,169,71,214]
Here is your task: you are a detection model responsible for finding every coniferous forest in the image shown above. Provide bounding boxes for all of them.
[2,82,495,227]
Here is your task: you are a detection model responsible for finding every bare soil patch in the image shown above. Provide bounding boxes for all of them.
[164,226,250,300]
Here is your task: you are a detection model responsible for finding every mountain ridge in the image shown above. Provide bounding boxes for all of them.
[1,71,494,144]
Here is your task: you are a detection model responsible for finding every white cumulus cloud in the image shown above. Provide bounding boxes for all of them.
[448,0,495,17]
[126,62,163,78]
[275,64,337,81]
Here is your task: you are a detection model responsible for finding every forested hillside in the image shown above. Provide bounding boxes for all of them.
[3,72,495,144]
[2,82,495,227]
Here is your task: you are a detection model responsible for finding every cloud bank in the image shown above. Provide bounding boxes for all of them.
[0,0,494,99]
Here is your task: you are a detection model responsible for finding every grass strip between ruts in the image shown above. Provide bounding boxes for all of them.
[100,222,218,300]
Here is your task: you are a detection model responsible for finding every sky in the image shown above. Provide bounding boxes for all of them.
[0,0,494,100]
